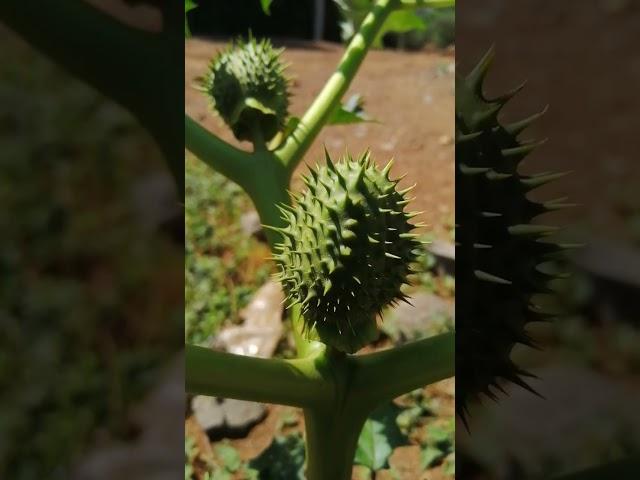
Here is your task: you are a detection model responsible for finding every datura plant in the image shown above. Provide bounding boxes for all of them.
[184,1,454,478]
[7,1,640,479]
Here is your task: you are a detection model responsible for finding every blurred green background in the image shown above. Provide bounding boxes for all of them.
[0,27,182,479]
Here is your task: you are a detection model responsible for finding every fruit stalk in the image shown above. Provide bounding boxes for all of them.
[275,0,399,172]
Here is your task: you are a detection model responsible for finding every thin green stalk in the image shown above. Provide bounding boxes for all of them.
[351,331,455,408]
[399,0,455,8]
[186,344,331,408]
[275,0,399,173]
[301,347,367,480]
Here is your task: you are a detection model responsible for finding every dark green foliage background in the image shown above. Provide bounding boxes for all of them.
[0,34,182,478]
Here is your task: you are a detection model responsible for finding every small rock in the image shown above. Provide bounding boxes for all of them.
[214,280,284,358]
[355,124,368,138]
[72,355,184,480]
[130,172,179,231]
[191,396,225,431]
[222,398,267,432]
[240,211,264,239]
[438,134,453,146]
[384,292,454,342]
[190,396,266,437]
[194,282,284,439]
[380,136,398,152]
[428,240,455,276]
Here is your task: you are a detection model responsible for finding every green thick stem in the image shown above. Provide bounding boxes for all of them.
[185,115,255,189]
[186,345,331,408]
[302,349,366,480]
[302,336,455,479]
[352,331,455,408]
[304,406,369,480]
[275,0,398,173]
[185,115,290,247]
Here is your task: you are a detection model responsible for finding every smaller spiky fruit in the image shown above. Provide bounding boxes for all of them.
[204,36,289,143]
[272,151,422,353]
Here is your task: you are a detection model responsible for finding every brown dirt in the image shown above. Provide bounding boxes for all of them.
[186,378,454,479]
[457,0,640,242]
[185,39,455,240]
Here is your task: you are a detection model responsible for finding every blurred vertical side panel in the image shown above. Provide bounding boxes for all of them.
[456,1,640,479]
[0,1,184,479]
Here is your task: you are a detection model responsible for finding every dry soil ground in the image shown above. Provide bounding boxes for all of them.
[185,38,455,240]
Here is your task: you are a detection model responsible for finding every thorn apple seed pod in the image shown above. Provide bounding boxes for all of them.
[456,47,570,425]
[273,150,422,354]
[204,36,289,143]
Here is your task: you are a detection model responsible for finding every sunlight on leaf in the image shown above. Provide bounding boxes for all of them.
[355,403,407,470]
[260,0,274,15]
[185,0,197,37]
[250,434,305,479]
[327,94,378,125]
[374,10,427,47]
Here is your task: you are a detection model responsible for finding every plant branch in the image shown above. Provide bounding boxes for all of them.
[186,344,332,408]
[185,114,255,188]
[275,0,398,173]
[303,405,369,480]
[351,331,455,407]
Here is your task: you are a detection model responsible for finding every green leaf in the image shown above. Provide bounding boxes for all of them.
[185,0,197,37]
[215,442,242,472]
[355,403,407,470]
[249,434,305,479]
[396,405,423,433]
[420,445,444,469]
[373,10,427,48]
[424,420,453,448]
[209,471,232,480]
[260,0,274,15]
[327,94,378,125]
[374,10,427,47]
[442,452,455,476]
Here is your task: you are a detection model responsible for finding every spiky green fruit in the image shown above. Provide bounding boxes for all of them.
[204,36,289,143]
[273,151,422,353]
[456,48,570,424]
